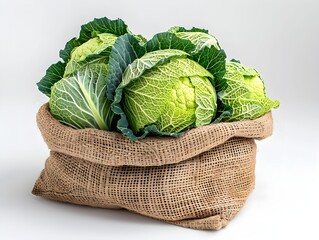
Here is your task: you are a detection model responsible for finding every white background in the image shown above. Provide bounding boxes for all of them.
[1,0,318,239]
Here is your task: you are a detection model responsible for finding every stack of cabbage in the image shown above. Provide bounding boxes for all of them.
[37,17,279,141]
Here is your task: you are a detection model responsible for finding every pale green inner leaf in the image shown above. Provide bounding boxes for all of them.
[49,63,112,130]
[121,49,189,87]
[64,33,117,77]
[155,77,196,133]
[190,76,217,127]
[71,33,117,61]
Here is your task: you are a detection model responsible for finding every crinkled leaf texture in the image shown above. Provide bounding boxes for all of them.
[108,32,218,141]
[63,33,118,77]
[145,32,196,53]
[106,34,146,101]
[49,63,113,130]
[217,61,280,121]
[63,50,111,77]
[168,26,220,51]
[191,46,226,82]
[122,56,215,133]
[167,26,227,81]
[37,17,130,96]
[190,76,217,126]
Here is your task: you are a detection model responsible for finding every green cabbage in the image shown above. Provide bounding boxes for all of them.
[37,17,131,97]
[37,17,145,130]
[122,50,217,134]
[216,61,280,121]
[107,32,226,140]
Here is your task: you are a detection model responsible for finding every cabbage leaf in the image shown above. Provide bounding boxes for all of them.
[49,63,113,130]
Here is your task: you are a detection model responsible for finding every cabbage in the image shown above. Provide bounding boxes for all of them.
[37,17,145,130]
[216,61,280,121]
[122,50,217,134]
[107,31,226,140]
[37,17,131,97]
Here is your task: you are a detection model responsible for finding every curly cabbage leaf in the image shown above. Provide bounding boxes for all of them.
[49,63,113,130]
[217,61,280,121]
[37,61,66,97]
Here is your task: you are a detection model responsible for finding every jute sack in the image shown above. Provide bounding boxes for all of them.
[32,103,273,230]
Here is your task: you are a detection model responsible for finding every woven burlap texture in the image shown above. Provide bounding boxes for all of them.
[33,104,273,230]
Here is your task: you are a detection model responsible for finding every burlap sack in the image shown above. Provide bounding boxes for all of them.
[32,103,273,230]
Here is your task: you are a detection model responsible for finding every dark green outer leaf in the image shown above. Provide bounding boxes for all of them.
[79,17,128,42]
[145,32,196,54]
[106,34,145,140]
[167,27,226,81]
[230,58,241,63]
[107,34,146,100]
[133,34,147,43]
[37,61,65,96]
[191,46,227,82]
[59,38,81,62]
[213,102,233,123]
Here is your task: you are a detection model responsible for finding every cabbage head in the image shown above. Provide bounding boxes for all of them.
[217,61,280,121]
[107,31,226,140]
[121,49,217,134]
[37,17,145,130]
[37,17,136,97]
